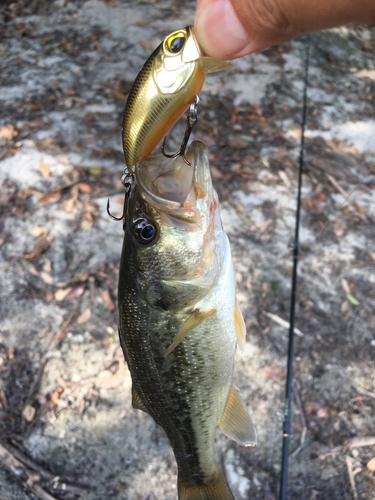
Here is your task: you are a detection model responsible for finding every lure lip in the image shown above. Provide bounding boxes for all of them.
[187,25,233,73]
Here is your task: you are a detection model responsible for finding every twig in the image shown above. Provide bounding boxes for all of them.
[345,455,375,488]
[0,442,58,500]
[345,436,375,449]
[354,383,375,399]
[53,307,79,344]
[325,173,367,221]
[4,442,89,496]
[6,442,55,481]
[290,384,307,458]
[265,312,304,337]
[26,354,57,404]
[345,455,358,500]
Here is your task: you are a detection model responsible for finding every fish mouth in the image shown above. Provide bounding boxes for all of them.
[135,141,213,224]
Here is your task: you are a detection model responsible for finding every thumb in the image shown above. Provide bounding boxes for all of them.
[195,0,251,60]
[195,0,375,60]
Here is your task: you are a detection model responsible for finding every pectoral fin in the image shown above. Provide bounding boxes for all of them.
[234,298,246,353]
[165,309,216,356]
[218,385,257,446]
[132,386,147,413]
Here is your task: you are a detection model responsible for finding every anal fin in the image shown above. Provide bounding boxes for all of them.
[218,385,256,446]
[132,385,147,413]
[234,298,246,353]
[165,309,216,356]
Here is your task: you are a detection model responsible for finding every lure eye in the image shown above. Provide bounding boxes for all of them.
[166,32,186,54]
[134,219,158,245]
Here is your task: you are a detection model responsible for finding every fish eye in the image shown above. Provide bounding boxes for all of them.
[134,219,158,245]
[166,32,186,54]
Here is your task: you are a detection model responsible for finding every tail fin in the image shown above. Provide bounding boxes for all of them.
[178,468,234,500]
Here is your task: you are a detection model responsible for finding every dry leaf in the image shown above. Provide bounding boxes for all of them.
[77,309,91,324]
[24,236,51,259]
[43,260,52,272]
[54,287,73,302]
[77,182,92,193]
[39,271,53,285]
[38,192,62,204]
[81,219,93,231]
[39,160,50,177]
[367,458,375,472]
[85,202,96,212]
[340,278,351,295]
[100,289,115,311]
[65,286,85,300]
[76,272,89,282]
[230,163,242,173]
[110,88,128,100]
[292,128,302,139]
[50,387,63,405]
[139,38,154,50]
[305,403,315,414]
[96,362,128,390]
[279,170,290,188]
[238,166,256,179]
[317,406,329,418]
[210,165,225,179]
[0,125,17,140]
[65,198,75,213]
[261,365,284,381]
[356,203,366,214]
[22,404,36,422]
[30,226,48,237]
[0,388,8,408]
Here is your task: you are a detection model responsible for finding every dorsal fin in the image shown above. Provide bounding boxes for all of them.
[165,309,216,356]
[234,298,246,353]
[218,385,256,446]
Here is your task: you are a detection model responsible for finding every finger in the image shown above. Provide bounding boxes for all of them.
[195,0,375,60]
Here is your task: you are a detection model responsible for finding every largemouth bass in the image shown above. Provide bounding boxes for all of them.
[118,141,256,500]
[122,26,231,171]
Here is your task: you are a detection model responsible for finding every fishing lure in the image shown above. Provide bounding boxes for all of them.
[121,26,231,171]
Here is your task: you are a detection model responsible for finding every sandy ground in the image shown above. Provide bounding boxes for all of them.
[0,1,375,499]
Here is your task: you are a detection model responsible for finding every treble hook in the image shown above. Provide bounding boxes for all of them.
[161,95,199,166]
[107,171,134,227]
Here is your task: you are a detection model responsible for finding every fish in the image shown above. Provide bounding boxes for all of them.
[122,26,231,171]
[118,141,256,500]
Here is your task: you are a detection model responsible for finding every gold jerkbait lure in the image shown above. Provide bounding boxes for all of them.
[122,26,231,171]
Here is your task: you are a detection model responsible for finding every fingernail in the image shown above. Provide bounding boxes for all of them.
[195,0,249,59]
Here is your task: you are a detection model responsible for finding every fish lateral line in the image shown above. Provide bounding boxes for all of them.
[165,309,216,357]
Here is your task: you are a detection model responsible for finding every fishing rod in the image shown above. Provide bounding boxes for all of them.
[278,34,311,500]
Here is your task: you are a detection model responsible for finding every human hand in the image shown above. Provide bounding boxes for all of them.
[194,0,375,59]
